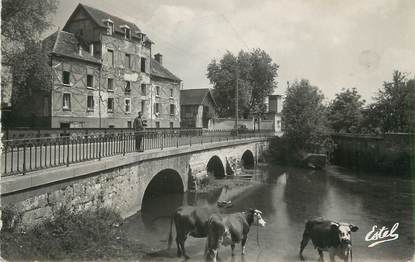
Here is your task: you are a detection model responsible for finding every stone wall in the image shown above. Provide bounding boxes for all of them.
[1,138,269,228]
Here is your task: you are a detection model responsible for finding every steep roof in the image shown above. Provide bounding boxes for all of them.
[151,58,181,83]
[180,88,217,106]
[43,30,100,64]
[65,4,152,42]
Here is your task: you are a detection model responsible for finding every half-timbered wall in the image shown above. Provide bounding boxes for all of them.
[100,35,151,127]
[51,57,101,128]
[150,77,180,128]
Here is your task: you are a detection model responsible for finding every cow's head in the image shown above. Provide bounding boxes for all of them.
[248,208,266,227]
[331,222,359,245]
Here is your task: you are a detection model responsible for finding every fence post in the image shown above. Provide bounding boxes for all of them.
[176,131,179,148]
[98,135,102,160]
[161,132,164,150]
[123,131,126,156]
[23,143,26,175]
[66,137,70,167]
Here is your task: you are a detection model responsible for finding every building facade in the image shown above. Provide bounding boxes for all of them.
[180,88,217,128]
[264,94,283,134]
[39,4,181,128]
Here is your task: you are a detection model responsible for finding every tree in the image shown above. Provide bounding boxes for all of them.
[328,88,365,133]
[1,0,58,105]
[1,0,58,63]
[206,49,278,118]
[11,42,53,105]
[282,79,332,154]
[364,71,415,133]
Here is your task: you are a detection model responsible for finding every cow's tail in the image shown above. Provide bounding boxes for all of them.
[167,214,174,250]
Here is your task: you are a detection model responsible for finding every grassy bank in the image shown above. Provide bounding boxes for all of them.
[1,208,148,261]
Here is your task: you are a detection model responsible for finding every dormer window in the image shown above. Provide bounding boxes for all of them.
[120,24,131,39]
[102,18,114,35]
[137,32,145,42]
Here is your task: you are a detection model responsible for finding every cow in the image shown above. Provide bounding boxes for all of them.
[168,206,219,259]
[205,209,266,262]
[299,218,359,262]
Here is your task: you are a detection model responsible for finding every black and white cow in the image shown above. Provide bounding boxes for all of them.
[206,209,266,262]
[299,218,359,262]
[168,206,219,259]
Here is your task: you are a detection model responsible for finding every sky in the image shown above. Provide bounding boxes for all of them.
[49,0,415,103]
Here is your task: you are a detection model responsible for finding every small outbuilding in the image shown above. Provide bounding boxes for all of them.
[180,88,217,128]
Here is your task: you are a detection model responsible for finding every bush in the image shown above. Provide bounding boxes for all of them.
[1,207,146,260]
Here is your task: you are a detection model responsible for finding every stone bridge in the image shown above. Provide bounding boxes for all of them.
[1,137,269,227]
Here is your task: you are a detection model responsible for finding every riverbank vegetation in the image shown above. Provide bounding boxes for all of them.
[270,71,414,175]
[1,208,147,260]
[269,79,334,165]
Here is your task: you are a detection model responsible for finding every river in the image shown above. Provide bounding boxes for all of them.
[121,164,415,261]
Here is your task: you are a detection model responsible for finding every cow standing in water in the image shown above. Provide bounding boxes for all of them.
[168,206,219,259]
[299,218,359,262]
[206,209,266,262]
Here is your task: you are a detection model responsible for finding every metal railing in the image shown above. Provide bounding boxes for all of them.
[1,129,273,177]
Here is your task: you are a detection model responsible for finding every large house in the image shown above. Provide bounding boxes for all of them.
[22,4,181,128]
[180,88,217,128]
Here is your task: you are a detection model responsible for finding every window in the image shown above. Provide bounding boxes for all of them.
[141,100,145,113]
[60,123,70,129]
[156,86,160,97]
[125,81,131,94]
[87,95,94,111]
[105,21,114,35]
[140,57,146,73]
[108,49,114,66]
[170,88,174,98]
[63,93,71,110]
[155,122,160,128]
[127,121,132,128]
[154,103,160,114]
[125,54,131,68]
[107,78,114,91]
[141,84,146,95]
[125,28,131,39]
[121,25,131,39]
[170,122,174,129]
[125,98,131,113]
[170,104,175,115]
[109,125,115,128]
[62,71,70,85]
[107,98,114,112]
[87,74,94,88]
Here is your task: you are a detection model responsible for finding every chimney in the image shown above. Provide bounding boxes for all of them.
[89,43,94,56]
[154,53,163,65]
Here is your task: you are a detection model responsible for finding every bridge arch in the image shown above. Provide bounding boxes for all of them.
[142,169,184,206]
[207,155,225,178]
[141,168,184,227]
[241,150,255,169]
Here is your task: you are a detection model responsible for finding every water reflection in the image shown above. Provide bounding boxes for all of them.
[122,164,415,261]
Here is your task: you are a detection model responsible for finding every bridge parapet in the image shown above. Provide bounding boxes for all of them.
[1,129,273,177]
[1,137,270,228]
